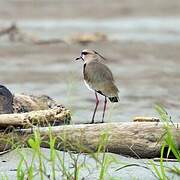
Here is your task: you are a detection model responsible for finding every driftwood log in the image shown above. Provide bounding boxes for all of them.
[0,107,71,128]
[13,94,57,113]
[0,23,65,44]
[0,85,61,114]
[0,88,71,127]
[0,122,179,158]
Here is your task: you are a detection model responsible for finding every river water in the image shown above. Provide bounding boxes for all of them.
[0,18,180,123]
[0,1,180,179]
[0,1,180,124]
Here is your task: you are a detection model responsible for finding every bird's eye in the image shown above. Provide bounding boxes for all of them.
[82,52,88,55]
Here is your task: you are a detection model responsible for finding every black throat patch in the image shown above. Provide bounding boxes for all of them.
[83,63,86,75]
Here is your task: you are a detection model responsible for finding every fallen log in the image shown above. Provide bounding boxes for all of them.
[69,32,107,45]
[13,94,57,113]
[0,122,179,158]
[0,84,63,114]
[0,107,71,128]
[133,116,160,122]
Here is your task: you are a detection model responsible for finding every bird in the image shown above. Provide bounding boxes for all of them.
[75,49,119,123]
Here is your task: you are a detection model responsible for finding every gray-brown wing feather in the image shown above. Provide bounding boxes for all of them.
[84,62,119,97]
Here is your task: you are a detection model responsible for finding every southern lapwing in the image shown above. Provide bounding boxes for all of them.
[76,49,119,123]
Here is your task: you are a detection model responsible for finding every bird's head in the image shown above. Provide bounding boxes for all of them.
[75,49,105,63]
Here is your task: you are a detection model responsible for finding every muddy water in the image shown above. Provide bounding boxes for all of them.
[0,0,180,123]
[0,34,180,123]
[0,1,180,179]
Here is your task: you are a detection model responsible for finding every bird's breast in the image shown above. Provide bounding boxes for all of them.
[84,80,94,91]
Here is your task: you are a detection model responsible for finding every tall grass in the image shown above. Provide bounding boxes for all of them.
[1,174,9,180]
[1,104,179,179]
[12,125,122,179]
[149,105,180,179]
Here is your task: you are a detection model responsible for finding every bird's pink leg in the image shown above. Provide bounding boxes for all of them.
[91,92,99,123]
[102,96,107,123]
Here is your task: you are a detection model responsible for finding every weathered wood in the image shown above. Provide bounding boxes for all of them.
[13,94,57,113]
[0,24,65,44]
[133,116,160,122]
[0,85,61,114]
[0,107,71,128]
[69,32,107,44]
[0,122,179,158]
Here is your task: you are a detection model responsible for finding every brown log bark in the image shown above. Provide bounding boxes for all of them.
[0,107,71,128]
[0,122,179,158]
[133,116,160,122]
[13,94,57,113]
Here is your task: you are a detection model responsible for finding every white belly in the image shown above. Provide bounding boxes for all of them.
[84,80,94,91]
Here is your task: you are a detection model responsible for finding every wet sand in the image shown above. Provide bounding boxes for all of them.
[0,148,179,179]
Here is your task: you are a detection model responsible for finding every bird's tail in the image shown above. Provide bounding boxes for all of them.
[109,96,119,103]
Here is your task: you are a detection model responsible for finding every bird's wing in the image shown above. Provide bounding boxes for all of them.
[84,62,114,83]
[84,62,119,97]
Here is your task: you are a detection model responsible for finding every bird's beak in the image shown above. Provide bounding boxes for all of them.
[75,57,81,60]
[75,56,84,61]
